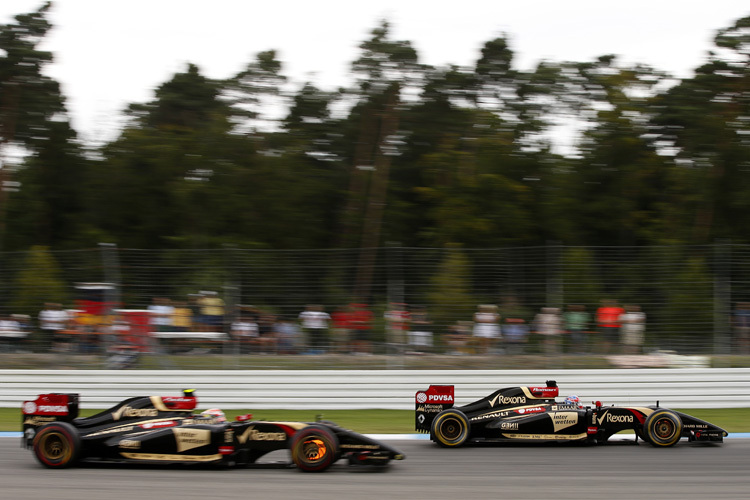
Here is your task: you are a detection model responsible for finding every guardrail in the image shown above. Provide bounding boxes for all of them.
[2,368,750,410]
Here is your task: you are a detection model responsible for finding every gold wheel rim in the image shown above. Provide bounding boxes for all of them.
[302,438,327,462]
[41,432,69,461]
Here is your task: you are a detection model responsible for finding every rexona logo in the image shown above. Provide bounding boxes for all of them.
[606,413,634,423]
[112,405,159,421]
[596,411,634,425]
[237,426,287,443]
[489,394,527,407]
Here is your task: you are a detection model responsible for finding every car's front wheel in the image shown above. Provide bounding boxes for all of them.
[32,422,81,468]
[431,409,470,447]
[643,410,683,447]
[291,425,339,472]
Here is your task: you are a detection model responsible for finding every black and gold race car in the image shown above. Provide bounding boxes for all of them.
[415,380,727,447]
[22,390,404,471]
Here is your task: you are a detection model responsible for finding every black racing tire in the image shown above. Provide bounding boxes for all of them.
[635,427,649,444]
[291,425,339,472]
[431,408,470,447]
[32,421,81,468]
[643,410,683,447]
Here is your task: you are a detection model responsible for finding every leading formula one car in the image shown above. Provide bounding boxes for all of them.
[22,390,404,471]
[415,380,727,447]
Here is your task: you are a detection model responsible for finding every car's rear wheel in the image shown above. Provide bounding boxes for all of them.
[291,425,339,472]
[431,409,470,447]
[32,422,81,468]
[643,410,682,447]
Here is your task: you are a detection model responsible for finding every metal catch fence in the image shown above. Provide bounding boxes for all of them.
[0,243,748,368]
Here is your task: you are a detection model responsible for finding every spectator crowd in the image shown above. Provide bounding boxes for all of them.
[3,292,750,358]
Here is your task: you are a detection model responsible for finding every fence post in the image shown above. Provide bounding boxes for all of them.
[546,241,563,309]
[714,240,731,355]
[98,243,121,311]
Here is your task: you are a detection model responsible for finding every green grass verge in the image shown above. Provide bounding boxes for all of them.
[6,407,750,434]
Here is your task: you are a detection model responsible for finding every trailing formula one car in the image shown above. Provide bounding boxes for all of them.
[415,380,727,447]
[22,390,404,471]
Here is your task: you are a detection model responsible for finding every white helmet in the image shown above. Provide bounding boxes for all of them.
[200,408,226,422]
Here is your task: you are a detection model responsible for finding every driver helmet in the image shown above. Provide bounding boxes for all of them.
[564,395,580,406]
[200,408,226,422]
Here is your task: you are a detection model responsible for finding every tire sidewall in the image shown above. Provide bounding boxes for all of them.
[644,410,682,447]
[291,425,339,472]
[32,421,81,468]
[431,409,470,447]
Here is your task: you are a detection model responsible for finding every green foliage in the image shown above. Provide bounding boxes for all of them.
[10,245,68,314]
[0,2,65,149]
[426,245,476,327]
[0,7,749,266]
[560,247,601,305]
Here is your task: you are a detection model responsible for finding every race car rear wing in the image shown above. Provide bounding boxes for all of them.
[415,385,454,433]
[21,393,80,448]
[23,393,80,420]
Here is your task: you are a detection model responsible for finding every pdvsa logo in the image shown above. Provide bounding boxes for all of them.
[38,405,68,413]
[516,406,545,414]
[428,394,454,403]
[140,420,177,429]
[416,392,427,403]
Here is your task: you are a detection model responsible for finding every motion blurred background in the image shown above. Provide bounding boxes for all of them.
[1,3,749,367]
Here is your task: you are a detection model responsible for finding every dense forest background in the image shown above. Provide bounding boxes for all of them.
[1,4,749,254]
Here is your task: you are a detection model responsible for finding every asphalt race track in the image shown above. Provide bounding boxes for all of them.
[2,438,749,500]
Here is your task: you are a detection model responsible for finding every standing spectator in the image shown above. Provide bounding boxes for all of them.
[502,317,529,355]
[534,307,563,355]
[619,304,646,354]
[445,321,471,355]
[257,311,278,354]
[563,304,590,354]
[38,302,70,351]
[0,315,22,351]
[298,305,330,354]
[330,305,352,354]
[197,291,225,332]
[733,302,750,354]
[275,316,302,354]
[596,299,625,354]
[472,304,501,354]
[384,302,411,353]
[349,303,374,355]
[148,297,174,333]
[171,301,193,332]
[408,305,433,353]
[231,312,259,353]
[109,313,132,343]
[187,294,202,324]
